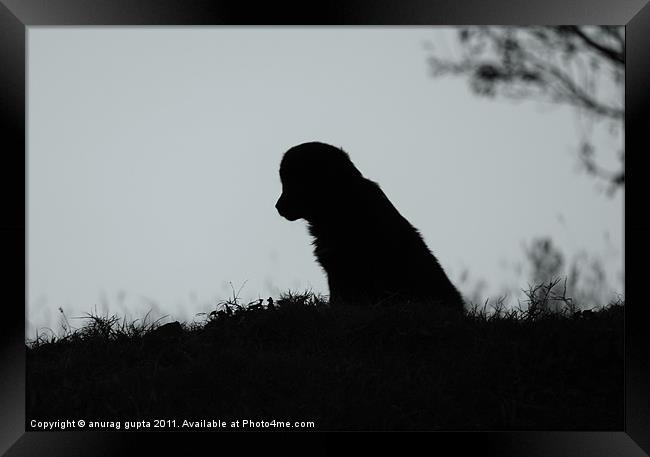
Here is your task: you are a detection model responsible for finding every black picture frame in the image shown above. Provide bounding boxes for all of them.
[1,1,648,455]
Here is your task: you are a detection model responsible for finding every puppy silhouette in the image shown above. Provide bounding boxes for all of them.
[276,141,464,310]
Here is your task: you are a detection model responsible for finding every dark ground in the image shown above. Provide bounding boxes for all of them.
[26,292,623,431]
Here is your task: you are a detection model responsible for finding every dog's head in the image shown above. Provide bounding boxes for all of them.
[275,142,363,222]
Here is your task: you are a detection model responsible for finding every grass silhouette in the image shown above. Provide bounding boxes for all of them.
[27,283,623,431]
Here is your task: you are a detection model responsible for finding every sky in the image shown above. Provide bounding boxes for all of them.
[26,27,624,337]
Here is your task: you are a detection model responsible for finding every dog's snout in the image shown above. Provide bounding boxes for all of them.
[275,196,288,218]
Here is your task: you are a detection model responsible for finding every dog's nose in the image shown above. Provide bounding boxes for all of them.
[275,198,285,217]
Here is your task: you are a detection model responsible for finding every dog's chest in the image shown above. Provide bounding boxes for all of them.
[310,228,372,270]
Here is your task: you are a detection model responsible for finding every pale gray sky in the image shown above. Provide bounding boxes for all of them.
[27,27,623,337]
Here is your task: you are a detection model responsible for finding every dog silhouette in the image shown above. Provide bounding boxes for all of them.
[276,141,464,310]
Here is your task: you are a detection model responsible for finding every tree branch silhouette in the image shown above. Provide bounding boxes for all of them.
[427,26,624,194]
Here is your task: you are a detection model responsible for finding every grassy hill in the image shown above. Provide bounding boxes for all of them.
[26,288,623,431]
